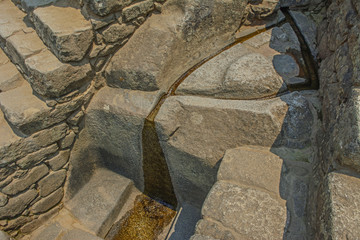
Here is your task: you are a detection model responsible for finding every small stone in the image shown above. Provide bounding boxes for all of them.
[0,193,8,207]
[59,131,76,149]
[46,150,70,171]
[154,2,162,12]
[0,189,38,219]
[38,170,67,197]
[273,54,300,79]
[4,216,31,231]
[122,0,154,22]
[286,77,307,86]
[88,0,133,16]
[100,23,136,43]
[67,110,85,126]
[31,188,63,214]
[45,100,57,108]
[0,220,7,226]
[2,164,48,196]
[16,144,58,169]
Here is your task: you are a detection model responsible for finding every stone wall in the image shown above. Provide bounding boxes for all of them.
[0,0,168,238]
[311,0,360,238]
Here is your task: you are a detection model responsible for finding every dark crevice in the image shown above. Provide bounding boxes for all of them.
[281,7,319,90]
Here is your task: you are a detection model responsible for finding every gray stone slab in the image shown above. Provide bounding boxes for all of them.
[65,168,133,238]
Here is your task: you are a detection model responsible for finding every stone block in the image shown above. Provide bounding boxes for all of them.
[218,147,283,196]
[31,188,63,214]
[16,144,58,169]
[100,23,135,43]
[0,62,24,93]
[59,131,76,149]
[88,0,132,16]
[122,0,154,21]
[0,189,37,219]
[2,164,48,196]
[46,150,70,171]
[0,0,27,40]
[65,168,133,237]
[25,51,92,98]
[32,6,94,62]
[202,181,286,239]
[323,172,360,239]
[38,169,67,197]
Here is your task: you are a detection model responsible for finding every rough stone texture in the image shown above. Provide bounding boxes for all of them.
[122,0,154,21]
[2,164,48,196]
[177,45,285,99]
[218,147,283,196]
[321,172,360,240]
[202,181,286,239]
[65,168,133,237]
[16,144,58,169]
[273,54,300,80]
[0,61,24,93]
[31,188,63,214]
[0,189,38,219]
[100,23,135,43]
[38,170,67,197]
[0,123,68,167]
[25,49,92,98]
[0,0,27,41]
[88,0,133,16]
[106,0,248,92]
[155,95,288,206]
[32,6,94,62]
[68,86,159,192]
[46,150,70,171]
[59,131,76,149]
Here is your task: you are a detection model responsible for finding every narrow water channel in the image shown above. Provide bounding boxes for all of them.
[105,11,320,239]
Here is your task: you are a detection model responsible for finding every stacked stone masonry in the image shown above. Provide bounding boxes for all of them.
[0,0,359,239]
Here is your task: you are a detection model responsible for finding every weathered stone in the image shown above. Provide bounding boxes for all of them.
[46,150,70,171]
[28,222,64,240]
[65,168,133,237]
[202,181,286,239]
[270,23,301,54]
[70,86,159,191]
[100,23,135,43]
[0,62,24,93]
[4,216,31,231]
[67,110,84,126]
[88,0,132,16]
[60,229,103,240]
[218,147,283,196]
[6,31,46,70]
[32,188,63,214]
[243,0,279,26]
[0,83,57,135]
[25,51,92,98]
[322,172,360,239]
[273,54,300,80]
[222,53,285,99]
[194,219,236,240]
[21,205,60,234]
[0,189,37,219]
[38,169,67,197]
[0,0,27,40]
[289,10,318,58]
[106,0,248,92]
[0,193,8,207]
[2,164,48,196]
[122,0,154,21]
[0,230,11,240]
[59,131,76,149]
[155,95,288,206]
[16,144,58,169]
[32,6,94,62]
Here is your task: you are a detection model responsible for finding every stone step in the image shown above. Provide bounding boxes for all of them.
[0,48,25,93]
[64,168,134,238]
[31,5,94,62]
[192,147,287,239]
[0,0,92,98]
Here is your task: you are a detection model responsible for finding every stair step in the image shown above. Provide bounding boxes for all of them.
[0,48,25,93]
[0,81,53,135]
[32,5,94,62]
[0,0,92,98]
[65,168,134,238]
[0,109,21,150]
